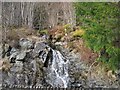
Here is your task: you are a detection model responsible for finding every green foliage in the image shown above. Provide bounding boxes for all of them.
[72,29,85,38]
[75,2,120,71]
[63,24,72,34]
[38,29,48,35]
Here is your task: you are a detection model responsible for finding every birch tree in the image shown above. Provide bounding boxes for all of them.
[2,2,76,30]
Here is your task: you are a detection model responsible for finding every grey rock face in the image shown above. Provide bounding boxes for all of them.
[67,52,88,74]
[1,39,46,88]
[19,38,33,50]
[9,51,19,63]
[16,51,26,61]
[1,38,71,88]
[0,44,11,59]
[10,61,23,73]
[65,52,89,87]
[33,42,49,63]
[33,42,47,55]
[10,48,18,54]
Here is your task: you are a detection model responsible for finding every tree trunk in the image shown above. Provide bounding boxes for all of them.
[2,2,76,30]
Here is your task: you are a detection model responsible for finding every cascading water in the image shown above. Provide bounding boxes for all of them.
[42,45,69,88]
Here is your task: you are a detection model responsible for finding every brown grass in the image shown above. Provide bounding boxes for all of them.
[48,25,99,64]
[5,27,37,48]
[48,25,65,39]
[0,59,12,71]
[87,63,117,85]
[67,39,98,64]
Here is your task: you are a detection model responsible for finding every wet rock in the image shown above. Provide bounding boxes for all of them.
[19,38,33,50]
[44,50,69,88]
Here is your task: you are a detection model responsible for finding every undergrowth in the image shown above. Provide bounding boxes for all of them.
[74,2,120,71]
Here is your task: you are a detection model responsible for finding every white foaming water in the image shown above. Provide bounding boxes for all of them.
[45,49,69,88]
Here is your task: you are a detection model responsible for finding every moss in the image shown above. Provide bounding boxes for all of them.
[72,29,85,38]
[63,24,72,34]
[38,29,48,35]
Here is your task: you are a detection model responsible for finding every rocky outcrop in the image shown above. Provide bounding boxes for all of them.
[1,39,47,88]
[0,37,120,89]
[1,37,70,88]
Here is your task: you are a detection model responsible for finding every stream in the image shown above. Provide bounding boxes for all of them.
[42,45,69,88]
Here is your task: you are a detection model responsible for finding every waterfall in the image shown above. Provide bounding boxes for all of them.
[43,46,69,88]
